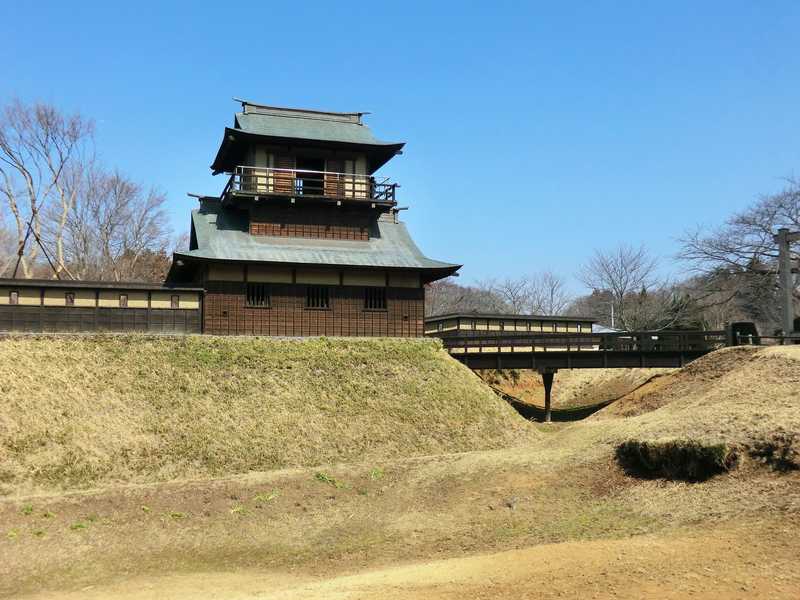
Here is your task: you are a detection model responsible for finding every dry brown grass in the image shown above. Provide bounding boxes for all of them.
[1,342,800,598]
[593,346,800,444]
[542,346,800,472]
[0,335,534,494]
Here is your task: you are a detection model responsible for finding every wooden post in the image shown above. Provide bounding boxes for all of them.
[774,228,799,338]
[541,370,555,423]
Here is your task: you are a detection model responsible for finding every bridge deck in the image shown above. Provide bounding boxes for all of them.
[439,331,727,370]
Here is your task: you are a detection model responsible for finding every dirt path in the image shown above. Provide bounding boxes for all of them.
[20,521,800,600]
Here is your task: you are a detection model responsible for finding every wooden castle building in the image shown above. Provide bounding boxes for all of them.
[166,100,461,336]
[0,101,458,336]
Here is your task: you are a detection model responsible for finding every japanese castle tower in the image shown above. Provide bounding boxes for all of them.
[168,100,460,336]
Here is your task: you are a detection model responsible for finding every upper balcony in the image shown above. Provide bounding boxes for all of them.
[221,165,398,206]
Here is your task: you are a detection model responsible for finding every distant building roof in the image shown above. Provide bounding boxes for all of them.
[172,199,460,281]
[425,313,597,323]
[0,278,201,291]
[211,100,405,174]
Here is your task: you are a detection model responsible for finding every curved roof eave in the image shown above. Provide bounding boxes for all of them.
[211,128,405,175]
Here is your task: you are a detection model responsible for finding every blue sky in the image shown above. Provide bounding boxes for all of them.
[2,1,799,293]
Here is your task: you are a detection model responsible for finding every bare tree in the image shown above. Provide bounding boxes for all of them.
[578,244,691,330]
[0,99,94,278]
[0,211,16,276]
[473,272,574,316]
[679,177,800,274]
[528,271,571,315]
[679,178,799,331]
[479,277,532,314]
[425,278,509,317]
[579,244,658,302]
[58,168,171,281]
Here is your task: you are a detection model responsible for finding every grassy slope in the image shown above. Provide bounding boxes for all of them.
[590,345,800,445]
[0,335,532,493]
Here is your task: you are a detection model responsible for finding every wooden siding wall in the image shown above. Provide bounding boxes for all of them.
[0,306,201,334]
[249,206,372,241]
[0,285,201,334]
[204,282,424,337]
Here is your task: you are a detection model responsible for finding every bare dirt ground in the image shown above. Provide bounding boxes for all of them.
[20,521,800,600]
[257,524,800,600]
[4,449,799,599]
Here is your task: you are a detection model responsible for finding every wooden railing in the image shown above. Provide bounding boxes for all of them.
[223,166,397,204]
[440,330,728,354]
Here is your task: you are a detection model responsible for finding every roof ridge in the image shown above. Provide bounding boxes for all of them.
[234,98,368,124]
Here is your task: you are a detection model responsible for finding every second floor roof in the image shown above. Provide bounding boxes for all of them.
[174,198,460,280]
[211,100,405,175]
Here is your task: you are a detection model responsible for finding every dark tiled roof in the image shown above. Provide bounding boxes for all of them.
[0,278,201,291]
[211,101,405,174]
[425,313,597,323]
[174,200,460,275]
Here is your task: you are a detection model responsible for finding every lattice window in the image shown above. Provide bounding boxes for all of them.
[246,283,270,308]
[364,287,387,311]
[306,286,330,309]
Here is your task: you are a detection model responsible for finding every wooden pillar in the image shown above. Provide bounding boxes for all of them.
[541,370,555,423]
[774,228,799,338]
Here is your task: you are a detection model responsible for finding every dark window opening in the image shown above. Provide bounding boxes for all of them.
[119,294,128,308]
[364,287,387,310]
[9,290,19,305]
[246,283,270,308]
[171,295,180,309]
[65,292,75,306]
[295,157,325,196]
[306,285,330,309]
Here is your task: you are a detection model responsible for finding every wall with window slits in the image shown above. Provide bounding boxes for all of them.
[204,282,424,337]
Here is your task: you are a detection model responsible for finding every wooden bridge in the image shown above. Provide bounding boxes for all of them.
[440,330,729,370]
[437,329,731,422]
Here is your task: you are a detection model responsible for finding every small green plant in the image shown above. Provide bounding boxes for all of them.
[32,529,45,538]
[140,505,151,513]
[253,490,280,504]
[315,471,347,489]
[230,505,247,516]
[6,529,18,540]
[42,511,55,519]
[369,467,384,481]
[69,522,87,531]
[21,504,33,516]
[166,511,187,520]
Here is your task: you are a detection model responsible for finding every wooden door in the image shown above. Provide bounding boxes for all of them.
[325,159,345,197]
[273,155,295,194]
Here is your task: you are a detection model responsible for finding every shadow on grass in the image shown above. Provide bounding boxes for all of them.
[615,439,738,482]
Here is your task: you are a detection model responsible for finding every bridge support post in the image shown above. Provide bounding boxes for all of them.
[538,368,557,423]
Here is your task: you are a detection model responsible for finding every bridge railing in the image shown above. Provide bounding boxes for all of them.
[440,330,728,354]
